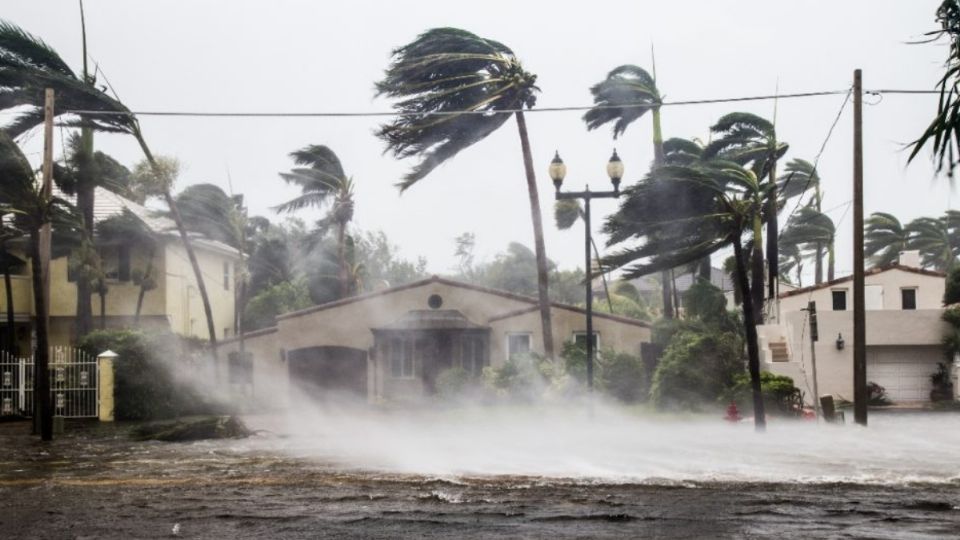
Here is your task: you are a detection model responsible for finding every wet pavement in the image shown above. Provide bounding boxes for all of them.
[1,414,959,539]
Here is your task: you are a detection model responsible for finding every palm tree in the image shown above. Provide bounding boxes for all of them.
[375,28,555,359]
[602,160,770,431]
[704,113,789,321]
[583,64,677,318]
[779,205,836,283]
[96,209,158,323]
[907,212,960,271]
[273,145,354,298]
[0,20,221,357]
[865,212,911,266]
[777,158,830,282]
[778,239,804,287]
[0,132,75,440]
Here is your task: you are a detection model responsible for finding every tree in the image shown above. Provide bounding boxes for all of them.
[602,160,771,430]
[0,19,221,358]
[778,158,830,282]
[375,27,555,360]
[865,212,910,266]
[243,280,312,330]
[907,212,960,271]
[779,206,836,283]
[274,145,355,298]
[909,0,960,176]
[0,132,75,440]
[554,198,614,312]
[704,113,789,321]
[97,209,158,322]
[583,64,676,318]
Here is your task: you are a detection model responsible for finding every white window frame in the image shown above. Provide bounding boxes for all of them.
[388,337,416,380]
[900,287,918,310]
[505,332,532,361]
[572,331,601,351]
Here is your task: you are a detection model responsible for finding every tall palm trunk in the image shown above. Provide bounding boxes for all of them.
[652,106,675,319]
[732,229,766,432]
[827,241,836,281]
[765,161,778,299]
[98,279,106,330]
[75,1,94,340]
[751,214,766,324]
[2,242,16,354]
[514,111,554,360]
[134,245,156,323]
[29,229,52,440]
[134,131,218,358]
[814,242,824,284]
[336,220,348,298]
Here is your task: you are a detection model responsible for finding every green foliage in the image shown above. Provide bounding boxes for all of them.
[482,352,546,401]
[945,267,960,305]
[594,292,651,321]
[930,362,955,401]
[435,367,472,400]
[867,382,893,406]
[650,330,744,411]
[78,329,222,421]
[724,371,804,416]
[243,280,312,330]
[583,65,660,139]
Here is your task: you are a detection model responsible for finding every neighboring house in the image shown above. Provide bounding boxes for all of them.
[628,267,734,312]
[759,251,951,404]
[0,187,239,351]
[220,276,652,408]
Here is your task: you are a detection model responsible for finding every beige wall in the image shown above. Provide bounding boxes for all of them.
[780,268,945,314]
[164,241,238,341]
[219,328,286,410]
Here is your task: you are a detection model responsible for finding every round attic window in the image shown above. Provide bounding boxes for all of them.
[428,294,443,309]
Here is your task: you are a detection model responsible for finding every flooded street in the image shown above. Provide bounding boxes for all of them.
[2,410,960,538]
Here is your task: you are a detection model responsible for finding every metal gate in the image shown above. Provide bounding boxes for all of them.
[0,347,99,418]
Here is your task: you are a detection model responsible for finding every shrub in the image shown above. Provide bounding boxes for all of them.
[435,367,472,400]
[930,362,955,402]
[482,352,546,401]
[724,371,804,416]
[559,341,646,402]
[650,330,744,411]
[78,329,223,421]
[945,267,960,305]
[867,382,892,406]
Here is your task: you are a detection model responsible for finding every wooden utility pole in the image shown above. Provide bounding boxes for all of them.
[852,69,867,426]
[806,301,822,421]
[36,88,55,440]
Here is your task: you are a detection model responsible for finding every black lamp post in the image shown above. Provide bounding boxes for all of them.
[549,150,623,390]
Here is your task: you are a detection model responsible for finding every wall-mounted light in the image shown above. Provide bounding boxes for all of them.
[836,333,845,350]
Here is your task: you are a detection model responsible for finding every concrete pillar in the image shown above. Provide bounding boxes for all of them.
[97,350,118,422]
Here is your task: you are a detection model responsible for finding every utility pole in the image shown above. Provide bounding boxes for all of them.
[36,88,55,441]
[806,301,822,420]
[852,69,867,426]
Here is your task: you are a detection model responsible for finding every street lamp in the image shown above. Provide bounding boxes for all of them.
[550,150,623,390]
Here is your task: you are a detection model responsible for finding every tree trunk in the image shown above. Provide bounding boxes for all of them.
[134,245,156,323]
[514,111,554,360]
[98,280,106,330]
[765,161,778,299]
[671,268,681,316]
[661,270,675,318]
[29,229,52,440]
[2,243,16,354]
[74,127,95,339]
[814,242,824,284]
[733,230,766,432]
[652,106,674,319]
[751,215,766,324]
[134,131,218,358]
[827,241,836,281]
[337,221,348,298]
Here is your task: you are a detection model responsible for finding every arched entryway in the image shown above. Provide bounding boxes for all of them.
[287,346,367,397]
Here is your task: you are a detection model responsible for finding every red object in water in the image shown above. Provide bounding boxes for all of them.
[802,408,816,420]
[724,401,742,422]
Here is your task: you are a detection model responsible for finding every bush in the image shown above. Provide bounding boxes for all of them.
[930,362,955,402]
[724,371,804,416]
[650,330,744,411]
[867,382,892,406]
[435,367,472,400]
[560,340,646,403]
[482,352,547,401]
[945,267,960,305]
[78,329,224,421]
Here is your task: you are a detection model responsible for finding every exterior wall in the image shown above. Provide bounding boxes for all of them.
[219,328,286,410]
[764,308,950,403]
[164,241,238,341]
[779,268,945,315]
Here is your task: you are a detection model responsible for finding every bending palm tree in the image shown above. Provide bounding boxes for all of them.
[583,64,677,318]
[865,212,911,266]
[273,145,354,298]
[704,112,789,321]
[602,160,770,431]
[376,28,555,359]
[777,158,830,282]
[780,206,836,282]
[908,213,960,271]
[0,19,221,357]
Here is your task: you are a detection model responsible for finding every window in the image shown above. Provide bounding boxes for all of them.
[389,337,415,379]
[506,333,531,360]
[831,289,847,311]
[223,261,230,291]
[573,332,600,350]
[99,245,131,282]
[459,335,487,377]
[901,288,917,310]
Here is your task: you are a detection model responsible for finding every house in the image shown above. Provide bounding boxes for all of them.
[627,266,735,312]
[0,187,240,351]
[219,276,652,407]
[759,251,951,404]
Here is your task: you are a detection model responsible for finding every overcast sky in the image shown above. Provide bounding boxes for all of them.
[3,0,955,282]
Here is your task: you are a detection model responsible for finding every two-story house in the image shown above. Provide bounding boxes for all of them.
[0,187,239,352]
[759,251,950,404]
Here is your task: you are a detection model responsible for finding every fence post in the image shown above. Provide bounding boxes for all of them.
[97,350,118,422]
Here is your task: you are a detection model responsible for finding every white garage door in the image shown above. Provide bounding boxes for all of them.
[867,346,942,402]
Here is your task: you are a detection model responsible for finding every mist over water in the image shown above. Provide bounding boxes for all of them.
[250,395,960,486]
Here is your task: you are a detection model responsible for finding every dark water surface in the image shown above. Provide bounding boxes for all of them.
[1,416,958,539]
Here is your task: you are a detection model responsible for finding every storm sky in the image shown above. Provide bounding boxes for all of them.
[3,0,953,282]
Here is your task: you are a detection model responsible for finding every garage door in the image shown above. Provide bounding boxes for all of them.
[867,346,942,402]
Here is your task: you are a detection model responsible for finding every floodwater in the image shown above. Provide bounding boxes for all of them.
[1,408,959,539]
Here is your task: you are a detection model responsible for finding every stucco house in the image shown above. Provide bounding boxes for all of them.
[759,251,951,404]
[0,186,240,351]
[220,276,652,407]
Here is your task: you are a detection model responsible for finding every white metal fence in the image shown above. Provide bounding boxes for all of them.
[0,347,99,418]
